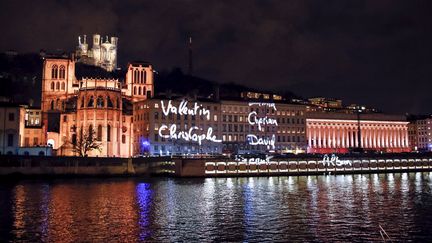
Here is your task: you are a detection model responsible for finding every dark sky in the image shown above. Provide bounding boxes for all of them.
[1,0,431,114]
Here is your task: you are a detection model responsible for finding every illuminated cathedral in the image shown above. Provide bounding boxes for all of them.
[41,37,154,157]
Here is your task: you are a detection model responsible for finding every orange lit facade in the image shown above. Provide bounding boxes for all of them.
[41,57,154,157]
[306,114,410,154]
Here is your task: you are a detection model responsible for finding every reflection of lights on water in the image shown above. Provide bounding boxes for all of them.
[268,177,274,188]
[287,176,294,192]
[388,173,395,191]
[415,173,422,193]
[248,177,255,188]
[226,178,233,189]
[136,183,153,241]
[402,173,408,182]
[373,174,379,187]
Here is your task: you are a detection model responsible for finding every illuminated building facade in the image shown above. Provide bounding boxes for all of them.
[23,107,43,147]
[408,117,432,152]
[306,113,410,153]
[133,97,222,155]
[308,97,343,109]
[0,103,26,154]
[133,97,307,156]
[41,56,154,157]
[220,99,307,154]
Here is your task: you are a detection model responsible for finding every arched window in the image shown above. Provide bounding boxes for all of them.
[56,82,60,90]
[50,82,55,90]
[143,71,147,83]
[138,87,142,95]
[96,96,104,108]
[81,96,85,108]
[107,125,111,142]
[61,82,65,90]
[107,96,113,108]
[59,65,66,79]
[50,100,54,110]
[97,125,102,141]
[140,71,144,84]
[88,96,94,107]
[52,65,58,79]
[122,135,126,144]
[134,70,138,83]
[143,86,146,94]
[133,87,136,95]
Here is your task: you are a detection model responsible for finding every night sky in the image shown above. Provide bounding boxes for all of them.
[1,0,431,114]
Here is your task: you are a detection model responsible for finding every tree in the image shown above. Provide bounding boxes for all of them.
[71,127,102,157]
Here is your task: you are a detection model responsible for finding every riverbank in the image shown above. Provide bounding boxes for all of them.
[1,154,432,178]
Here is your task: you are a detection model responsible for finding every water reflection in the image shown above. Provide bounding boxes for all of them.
[1,173,432,242]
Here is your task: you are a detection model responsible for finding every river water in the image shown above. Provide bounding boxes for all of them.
[1,173,432,242]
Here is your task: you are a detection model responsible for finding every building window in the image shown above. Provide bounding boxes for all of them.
[134,70,138,83]
[51,65,58,79]
[50,82,55,90]
[50,100,55,110]
[97,125,102,141]
[56,82,60,90]
[61,82,65,90]
[107,125,111,142]
[81,96,85,108]
[138,86,142,95]
[59,65,66,79]
[97,96,104,108]
[107,96,113,108]
[8,112,14,121]
[134,86,136,95]
[7,134,13,147]
[122,134,126,144]
[88,96,94,107]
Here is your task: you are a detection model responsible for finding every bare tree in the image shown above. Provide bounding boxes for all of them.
[71,127,102,157]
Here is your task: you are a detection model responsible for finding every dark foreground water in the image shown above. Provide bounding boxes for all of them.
[1,173,432,242]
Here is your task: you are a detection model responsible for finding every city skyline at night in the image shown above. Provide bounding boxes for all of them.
[3,2,432,242]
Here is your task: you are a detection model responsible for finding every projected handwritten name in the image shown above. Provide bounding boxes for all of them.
[322,154,352,166]
[158,124,221,145]
[161,100,210,120]
[246,102,277,149]
[159,100,222,144]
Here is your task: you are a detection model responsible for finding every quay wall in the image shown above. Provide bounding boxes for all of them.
[1,154,432,177]
[0,155,172,177]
